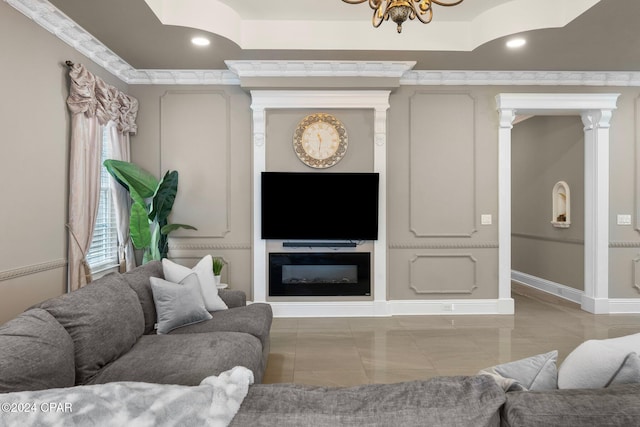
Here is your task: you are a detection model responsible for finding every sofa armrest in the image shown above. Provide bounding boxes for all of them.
[218,289,246,308]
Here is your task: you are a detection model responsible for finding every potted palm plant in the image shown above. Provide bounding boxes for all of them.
[103,159,196,263]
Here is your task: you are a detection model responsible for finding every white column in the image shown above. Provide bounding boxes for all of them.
[249,90,391,315]
[581,110,613,314]
[497,107,516,314]
[251,102,267,303]
[373,106,389,315]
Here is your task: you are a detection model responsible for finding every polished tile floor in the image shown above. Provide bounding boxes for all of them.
[263,289,640,386]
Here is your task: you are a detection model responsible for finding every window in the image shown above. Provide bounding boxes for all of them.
[86,128,119,273]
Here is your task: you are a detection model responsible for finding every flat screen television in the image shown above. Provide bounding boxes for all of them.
[261,172,379,240]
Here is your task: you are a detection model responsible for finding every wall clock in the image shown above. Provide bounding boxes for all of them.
[293,113,348,168]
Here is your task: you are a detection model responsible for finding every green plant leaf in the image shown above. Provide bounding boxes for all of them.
[129,202,151,249]
[104,160,158,207]
[142,248,154,264]
[150,170,178,223]
[161,223,198,235]
[149,225,161,261]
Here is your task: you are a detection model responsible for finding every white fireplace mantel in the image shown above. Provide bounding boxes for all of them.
[250,90,391,317]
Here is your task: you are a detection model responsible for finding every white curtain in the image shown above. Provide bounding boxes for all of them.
[66,63,138,291]
[107,123,136,272]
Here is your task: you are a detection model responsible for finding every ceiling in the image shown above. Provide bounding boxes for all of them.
[41,0,640,72]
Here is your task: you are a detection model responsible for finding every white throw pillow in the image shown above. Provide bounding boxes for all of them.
[150,273,212,334]
[558,333,640,389]
[162,255,228,312]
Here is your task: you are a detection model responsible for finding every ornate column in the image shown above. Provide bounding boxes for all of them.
[581,109,614,313]
[497,107,516,314]
[250,103,267,302]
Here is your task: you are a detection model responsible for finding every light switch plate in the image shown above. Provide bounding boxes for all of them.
[481,214,492,225]
[617,214,632,225]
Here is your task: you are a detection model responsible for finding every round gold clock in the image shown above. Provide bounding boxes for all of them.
[293,113,348,168]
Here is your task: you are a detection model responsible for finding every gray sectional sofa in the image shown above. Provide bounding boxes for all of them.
[1,261,640,426]
[0,261,272,392]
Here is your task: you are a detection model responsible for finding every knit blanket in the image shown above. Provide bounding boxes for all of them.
[0,366,253,427]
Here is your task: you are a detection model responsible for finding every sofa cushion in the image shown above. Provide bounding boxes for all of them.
[0,308,75,392]
[162,256,228,312]
[37,273,144,385]
[168,303,273,348]
[88,332,264,385]
[218,289,247,309]
[558,332,640,389]
[231,375,505,427]
[121,260,164,334]
[150,273,212,334]
[501,383,640,427]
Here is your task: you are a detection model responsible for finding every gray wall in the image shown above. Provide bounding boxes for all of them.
[387,87,500,300]
[0,2,127,324]
[511,116,585,290]
[128,85,254,298]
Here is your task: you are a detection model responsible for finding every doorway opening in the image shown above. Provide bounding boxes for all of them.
[510,115,585,307]
[496,93,620,314]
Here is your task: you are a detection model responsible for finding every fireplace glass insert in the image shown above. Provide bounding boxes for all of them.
[269,252,371,296]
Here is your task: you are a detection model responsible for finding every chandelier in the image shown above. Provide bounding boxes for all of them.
[343,0,464,33]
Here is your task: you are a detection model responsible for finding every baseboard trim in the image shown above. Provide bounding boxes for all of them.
[511,270,583,305]
[608,299,640,314]
[262,298,515,317]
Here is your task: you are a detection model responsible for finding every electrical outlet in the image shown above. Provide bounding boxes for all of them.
[481,214,492,225]
[617,214,632,225]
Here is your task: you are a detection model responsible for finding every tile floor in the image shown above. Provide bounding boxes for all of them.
[262,289,640,386]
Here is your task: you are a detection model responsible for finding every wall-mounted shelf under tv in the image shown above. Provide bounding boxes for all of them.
[283,242,357,248]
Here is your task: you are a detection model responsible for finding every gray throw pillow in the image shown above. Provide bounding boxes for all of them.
[605,352,640,387]
[479,350,558,391]
[150,273,212,334]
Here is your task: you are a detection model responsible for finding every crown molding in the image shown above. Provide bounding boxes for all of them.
[7,0,640,87]
[225,60,416,78]
[400,70,640,86]
[125,69,240,85]
[5,0,138,82]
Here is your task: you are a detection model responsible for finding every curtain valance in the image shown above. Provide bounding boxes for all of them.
[66,63,138,134]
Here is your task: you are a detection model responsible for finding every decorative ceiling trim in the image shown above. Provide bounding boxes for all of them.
[144,0,601,53]
[126,70,240,85]
[7,0,640,87]
[225,60,416,78]
[400,70,640,86]
[5,0,137,82]
[5,0,241,84]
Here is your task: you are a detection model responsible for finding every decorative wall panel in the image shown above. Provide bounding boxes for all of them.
[160,91,230,238]
[409,93,476,237]
[409,254,478,294]
[633,255,640,294]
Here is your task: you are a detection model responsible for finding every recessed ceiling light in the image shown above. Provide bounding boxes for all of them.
[506,38,526,49]
[191,36,210,47]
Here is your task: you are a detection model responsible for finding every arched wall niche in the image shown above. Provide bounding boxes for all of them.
[552,181,571,228]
